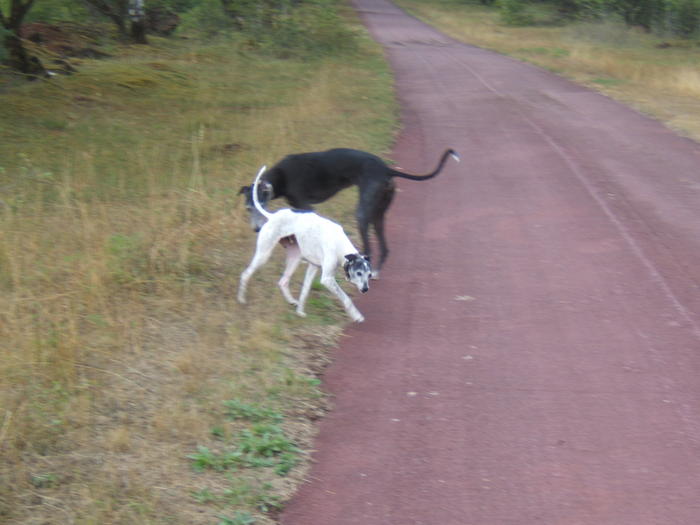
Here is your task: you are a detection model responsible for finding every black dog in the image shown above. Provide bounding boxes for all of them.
[239,148,460,277]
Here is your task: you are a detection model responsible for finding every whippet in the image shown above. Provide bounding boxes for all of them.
[239,148,460,278]
[237,166,372,323]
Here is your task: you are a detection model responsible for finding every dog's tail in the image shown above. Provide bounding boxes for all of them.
[387,148,460,181]
[252,165,273,221]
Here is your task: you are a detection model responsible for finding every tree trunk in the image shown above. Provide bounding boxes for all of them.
[1,0,48,77]
[129,0,148,44]
[82,0,129,38]
[4,32,45,76]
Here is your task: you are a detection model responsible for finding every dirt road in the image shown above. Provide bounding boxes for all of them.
[281,1,700,523]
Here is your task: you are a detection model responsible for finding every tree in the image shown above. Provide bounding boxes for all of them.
[610,0,666,31]
[83,0,148,43]
[129,0,147,43]
[83,0,129,36]
[0,0,48,76]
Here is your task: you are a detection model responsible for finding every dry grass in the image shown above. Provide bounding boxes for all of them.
[0,18,397,524]
[397,0,700,142]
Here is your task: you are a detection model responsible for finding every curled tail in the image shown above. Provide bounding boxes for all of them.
[252,165,273,221]
[387,148,460,181]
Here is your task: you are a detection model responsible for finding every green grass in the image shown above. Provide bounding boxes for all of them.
[0,8,398,523]
[223,399,284,423]
[217,511,257,525]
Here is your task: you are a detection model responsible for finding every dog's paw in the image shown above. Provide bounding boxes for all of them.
[352,313,365,323]
[370,270,380,280]
[237,296,247,304]
[295,309,307,318]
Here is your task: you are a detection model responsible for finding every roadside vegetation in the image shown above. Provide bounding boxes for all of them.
[5,0,700,523]
[397,0,700,142]
[0,1,397,523]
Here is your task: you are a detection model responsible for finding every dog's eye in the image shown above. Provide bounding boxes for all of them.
[356,271,362,276]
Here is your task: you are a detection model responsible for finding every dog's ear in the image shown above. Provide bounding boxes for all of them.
[343,255,353,280]
[363,255,371,263]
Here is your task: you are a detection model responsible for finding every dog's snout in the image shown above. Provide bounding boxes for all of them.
[361,285,369,294]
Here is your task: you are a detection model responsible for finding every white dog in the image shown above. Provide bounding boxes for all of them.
[237,166,372,322]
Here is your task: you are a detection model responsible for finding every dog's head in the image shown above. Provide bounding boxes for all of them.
[238,181,274,232]
[343,254,371,294]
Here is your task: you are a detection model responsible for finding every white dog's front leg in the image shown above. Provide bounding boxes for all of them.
[238,267,253,304]
[296,264,318,317]
[320,271,364,323]
[238,232,277,304]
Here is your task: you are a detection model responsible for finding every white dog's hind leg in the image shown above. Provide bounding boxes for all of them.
[278,242,302,305]
[320,269,364,323]
[296,264,318,317]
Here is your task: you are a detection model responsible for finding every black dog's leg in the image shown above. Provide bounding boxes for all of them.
[357,179,392,278]
[371,181,395,277]
[356,204,373,269]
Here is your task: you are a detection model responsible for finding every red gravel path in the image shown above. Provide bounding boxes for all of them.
[281,1,700,523]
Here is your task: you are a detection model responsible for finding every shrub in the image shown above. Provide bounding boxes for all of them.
[178,0,357,57]
[178,0,237,35]
[275,0,358,56]
[498,0,535,25]
[666,0,700,37]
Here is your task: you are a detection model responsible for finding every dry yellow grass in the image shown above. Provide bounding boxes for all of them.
[397,0,700,142]
[0,18,397,524]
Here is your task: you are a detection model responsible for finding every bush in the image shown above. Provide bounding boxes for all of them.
[178,0,238,35]
[0,26,10,63]
[24,0,91,23]
[177,0,357,56]
[569,0,609,19]
[498,0,535,25]
[666,0,700,36]
[260,0,359,57]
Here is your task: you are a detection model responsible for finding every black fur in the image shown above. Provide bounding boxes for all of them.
[240,148,459,274]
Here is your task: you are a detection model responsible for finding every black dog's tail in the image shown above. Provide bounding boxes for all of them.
[387,148,460,181]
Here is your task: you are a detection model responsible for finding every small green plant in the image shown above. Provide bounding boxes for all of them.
[188,424,300,476]
[282,368,321,389]
[192,488,216,504]
[591,77,624,86]
[238,424,300,460]
[217,511,256,525]
[219,480,281,512]
[223,399,283,423]
[29,473,59,489]
[211,425,227,439]
[274,452,299,476]
[306,294,339,324]
[188,446,222,472]
[254,483,281,512]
